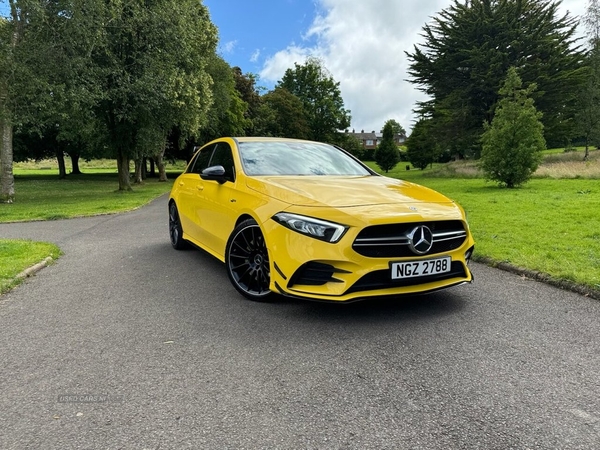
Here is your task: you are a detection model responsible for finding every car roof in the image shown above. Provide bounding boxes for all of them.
[232,137,322,144]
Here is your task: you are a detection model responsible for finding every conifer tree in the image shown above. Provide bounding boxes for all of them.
[374,121,399,173]
[480,68,545,188]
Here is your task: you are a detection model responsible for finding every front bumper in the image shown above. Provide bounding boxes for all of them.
[263,219,474,302]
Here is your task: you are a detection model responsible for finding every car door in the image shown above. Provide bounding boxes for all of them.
[176,144,215,242]
[193,141,239,257]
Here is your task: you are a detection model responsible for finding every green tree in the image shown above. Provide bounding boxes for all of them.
[198,56,250,144]
[27,0,105,179]
[336,132,364,159]
[1,1,79,198]
[1,0,51,202]
[166,58,250,165]
[382,119,406,138]
[278,57,351,143]
[1,0,106,191]
[407,0,586,155]
[232,67,261,136]
[480,67,545,188]
[256,87,310,139]
[2,0,218,193]
[406,118,440,170]
[374,121,399,173]
[93,0,217,190]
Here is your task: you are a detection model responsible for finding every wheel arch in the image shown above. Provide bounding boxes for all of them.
[235,213,256,228]
[233,213,274,249]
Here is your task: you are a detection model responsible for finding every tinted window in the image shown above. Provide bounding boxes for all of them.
[238,141,372,176]
[209,143,236,182]
[188,144,216,174]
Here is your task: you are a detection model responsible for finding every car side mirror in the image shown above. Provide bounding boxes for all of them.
[201,165,227,184]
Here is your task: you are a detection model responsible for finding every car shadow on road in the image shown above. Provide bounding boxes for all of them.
[261,289,468,327]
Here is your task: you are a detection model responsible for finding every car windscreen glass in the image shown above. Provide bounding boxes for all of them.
[238,141,372,176]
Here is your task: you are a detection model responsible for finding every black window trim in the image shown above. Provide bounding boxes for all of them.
[187,143,217,175]
[208,142,236,183]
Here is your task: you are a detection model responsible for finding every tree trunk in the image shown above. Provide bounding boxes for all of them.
[155,150,168,182]
[148,157,156,177]
[133,158,143,184]
[0,3,22,203]
[116,148,132,191]
[56,150,67,179]
[70,152,82,174]
[0,115,15,203]
[141,157,147,180]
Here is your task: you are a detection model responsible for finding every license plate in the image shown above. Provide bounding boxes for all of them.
[390,257,451,280]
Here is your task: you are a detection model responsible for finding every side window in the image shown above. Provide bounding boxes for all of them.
[188,144,216,175]
[185,152,200,174]
[209,143,236,182]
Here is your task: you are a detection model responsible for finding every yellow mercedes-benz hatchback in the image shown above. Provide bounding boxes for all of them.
[169,137,474,302]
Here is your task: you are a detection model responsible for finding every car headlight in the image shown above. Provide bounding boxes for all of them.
[272,212,348,243]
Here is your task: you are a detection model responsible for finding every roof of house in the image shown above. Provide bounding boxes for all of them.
[346,130,406,140]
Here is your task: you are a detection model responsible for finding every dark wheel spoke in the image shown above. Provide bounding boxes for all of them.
[240,229,253,250]
[232,239,251,255]
[259,270,269,284]
[231,264,247,273]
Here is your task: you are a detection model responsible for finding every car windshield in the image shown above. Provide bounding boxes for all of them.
[238,141,372,176]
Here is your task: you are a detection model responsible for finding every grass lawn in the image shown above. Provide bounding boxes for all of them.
[0,239,62,294]
[13,157,188,174]
[1,172,176,222]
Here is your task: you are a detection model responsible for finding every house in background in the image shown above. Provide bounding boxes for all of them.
[345,129,406,150]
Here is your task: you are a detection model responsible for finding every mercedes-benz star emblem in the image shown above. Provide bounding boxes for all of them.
[408,225,434,255]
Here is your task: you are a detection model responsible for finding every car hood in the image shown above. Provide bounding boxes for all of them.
[245,175,455,207]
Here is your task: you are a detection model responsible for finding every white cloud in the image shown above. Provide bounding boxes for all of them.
[260,0,588,134]
[222,40,238,54]
[261,44,318,81]
[250,49,261,63]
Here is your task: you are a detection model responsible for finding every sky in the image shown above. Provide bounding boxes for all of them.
[204,0,588,133]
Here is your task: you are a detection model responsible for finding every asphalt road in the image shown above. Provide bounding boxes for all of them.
[0,195,599,449]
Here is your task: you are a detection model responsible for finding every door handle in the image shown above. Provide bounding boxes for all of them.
[179,182,184,186]
[196,185,204,191]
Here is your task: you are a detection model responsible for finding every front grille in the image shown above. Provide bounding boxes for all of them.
[346,261,467,294]
[353,220,467,257]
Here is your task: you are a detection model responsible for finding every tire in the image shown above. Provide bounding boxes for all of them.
[169,202,187,250]
[225,219,273,301]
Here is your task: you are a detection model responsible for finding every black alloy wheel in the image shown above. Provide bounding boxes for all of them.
[169,202,187,250]
[225,219,273,301]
